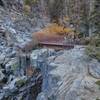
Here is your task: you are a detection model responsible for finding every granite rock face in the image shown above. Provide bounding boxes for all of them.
[89,59,100,79]
[35,46,100,100]
[0,1,100,100]
[0,4,44,100]
[0,70,5,83]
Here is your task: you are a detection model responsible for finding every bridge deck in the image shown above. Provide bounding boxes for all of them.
[39,41,74,49]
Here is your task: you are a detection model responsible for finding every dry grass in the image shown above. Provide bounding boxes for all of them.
[41,23,74,35]
[33,23,76,42]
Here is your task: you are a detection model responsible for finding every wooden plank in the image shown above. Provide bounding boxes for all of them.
[39,42,74,49]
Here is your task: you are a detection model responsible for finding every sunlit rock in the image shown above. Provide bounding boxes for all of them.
[89,59,100,79]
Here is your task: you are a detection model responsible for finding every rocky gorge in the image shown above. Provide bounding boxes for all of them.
[0,0,100,100]
[0,3,44,99]
[35,46,100,100]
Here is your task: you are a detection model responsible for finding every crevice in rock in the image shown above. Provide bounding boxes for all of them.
[0,0,4,7]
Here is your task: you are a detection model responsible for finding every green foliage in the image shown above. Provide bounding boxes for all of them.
[24,0,37,16]
[89,36,100,46]
[79,37,91,45]
[95,81,100,92]
[23,5,31,16]
[86,46,100,61]
[96,98,100,100]
[11,63,19,71]
[95,80,100,86]
[85,35,100,61]
[24,0,37,5]
[15,79,27,88]
[89,0,100,34]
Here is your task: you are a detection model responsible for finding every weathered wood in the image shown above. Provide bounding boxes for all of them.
[39,42,74,49]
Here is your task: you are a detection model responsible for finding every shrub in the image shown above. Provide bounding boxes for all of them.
[86,46,100,61]
[11,63,19,71]
[79,37,91,45]
[24,0,37,5]
[23,0,37,16]
[85,35,100,61]
[95,81,100,99]
[95,80,100,86]
[15,79,27,88]
[89,36,100,47]
[23,5,31,15]
[96,98,100,100]
[42,23,74,36]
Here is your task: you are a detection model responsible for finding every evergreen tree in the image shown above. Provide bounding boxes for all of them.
[47,0,65,23]
[89,0,100,36]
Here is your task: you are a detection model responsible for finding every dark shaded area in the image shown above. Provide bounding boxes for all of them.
[0,0,4,6]
[47,0,65,23]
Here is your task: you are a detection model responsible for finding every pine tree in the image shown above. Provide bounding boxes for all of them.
[47,0,65,23]
[89,0,100,36]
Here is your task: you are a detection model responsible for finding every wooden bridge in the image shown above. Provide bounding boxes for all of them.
[39,41,74,50]
[36,36,74,50]
[33,31,75,50]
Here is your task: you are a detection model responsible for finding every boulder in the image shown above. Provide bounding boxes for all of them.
[3,76,27,91]
[0,70,5,83]
[65,90,80,100]
[37,92,48,100]
[89,59,100,79]
[0,53,5,64]
[31,48,55,67]
[0,92,5,100]
[81,76,96,92]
